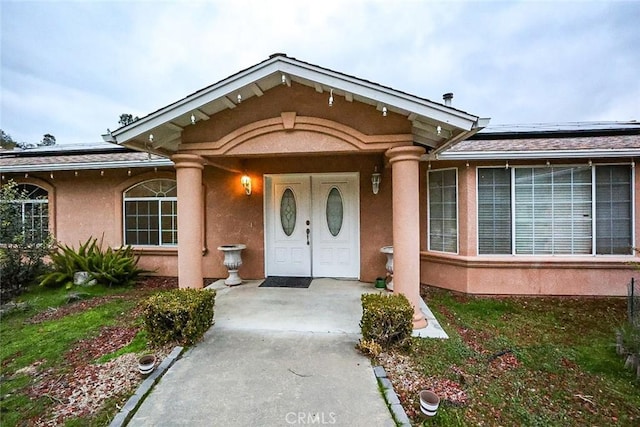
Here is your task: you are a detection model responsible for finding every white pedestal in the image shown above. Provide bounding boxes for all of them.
[380,246,394,291]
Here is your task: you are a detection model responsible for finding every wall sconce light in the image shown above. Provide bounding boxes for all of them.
[191,113,196,125]
[241,174,252,195]
[237,93,242,104]
[371,166,382,195]
[382,106,387,117]
[328,89,334,107]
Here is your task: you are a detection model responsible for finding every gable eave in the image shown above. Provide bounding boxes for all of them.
[104,54,482,153]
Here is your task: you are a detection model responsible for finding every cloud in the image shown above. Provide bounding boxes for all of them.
[1,0,638,144]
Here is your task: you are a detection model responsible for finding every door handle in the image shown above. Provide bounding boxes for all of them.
[306,228,310,245]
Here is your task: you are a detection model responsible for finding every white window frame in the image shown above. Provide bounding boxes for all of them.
[593,163,635,255]
[123,179,178,247]
[1,184,49,244]
[427,167,459,254]
[476,163,635,256]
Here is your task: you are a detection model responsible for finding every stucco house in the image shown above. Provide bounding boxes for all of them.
[2,54,639,329]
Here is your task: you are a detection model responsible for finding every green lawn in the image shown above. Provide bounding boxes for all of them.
[0,280,170,426]
[380,288,640,426]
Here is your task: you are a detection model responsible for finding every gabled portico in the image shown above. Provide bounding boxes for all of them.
[103,54,487,329]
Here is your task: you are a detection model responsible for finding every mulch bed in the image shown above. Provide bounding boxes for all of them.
[19,276,178,426]
[377,351,469,421]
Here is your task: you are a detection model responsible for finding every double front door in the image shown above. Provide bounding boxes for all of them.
[264,173,360,278]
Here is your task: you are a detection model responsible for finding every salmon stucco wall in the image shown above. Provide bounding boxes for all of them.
[420,160,640,296]
[182,82,411,145]
[200,154,392,282]
[7,168,178,277]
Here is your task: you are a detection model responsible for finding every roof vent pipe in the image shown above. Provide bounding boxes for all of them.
[443,92,453,107]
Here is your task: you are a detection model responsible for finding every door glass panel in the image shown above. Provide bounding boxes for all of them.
[326,187,344,237]
[280,188,297,236]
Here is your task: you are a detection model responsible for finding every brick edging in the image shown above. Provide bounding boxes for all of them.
[373,365,411,426]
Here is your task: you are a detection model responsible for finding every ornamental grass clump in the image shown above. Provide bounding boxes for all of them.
[359,293,413,349]
[142,288,216,346]
[38,236,148,289]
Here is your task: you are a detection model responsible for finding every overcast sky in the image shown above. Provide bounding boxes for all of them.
[1,0,638,145]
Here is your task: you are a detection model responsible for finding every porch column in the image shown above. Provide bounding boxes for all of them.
[386,146,427,329]
[172,154,205,289]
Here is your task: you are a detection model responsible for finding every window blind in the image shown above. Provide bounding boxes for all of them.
[478,168,512,254]
[429,169,458,253]
[596,165,632,254]
[514,167,592,255]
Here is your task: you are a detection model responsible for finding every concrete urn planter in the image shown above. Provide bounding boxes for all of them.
[217,244,247,286]
[380,246,394,291]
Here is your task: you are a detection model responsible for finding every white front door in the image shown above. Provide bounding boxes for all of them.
[264,173,360,278]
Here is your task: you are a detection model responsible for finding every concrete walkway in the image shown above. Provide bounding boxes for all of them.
[128,279,395,427]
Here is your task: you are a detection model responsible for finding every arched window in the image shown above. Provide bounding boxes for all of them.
[0,183,49,243]
[123,179,177,246]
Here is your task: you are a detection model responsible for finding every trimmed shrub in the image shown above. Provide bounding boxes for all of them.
[360,293,413,348]
[39,237,148,289]
[142,289,216,346]
[356,339,383,358]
